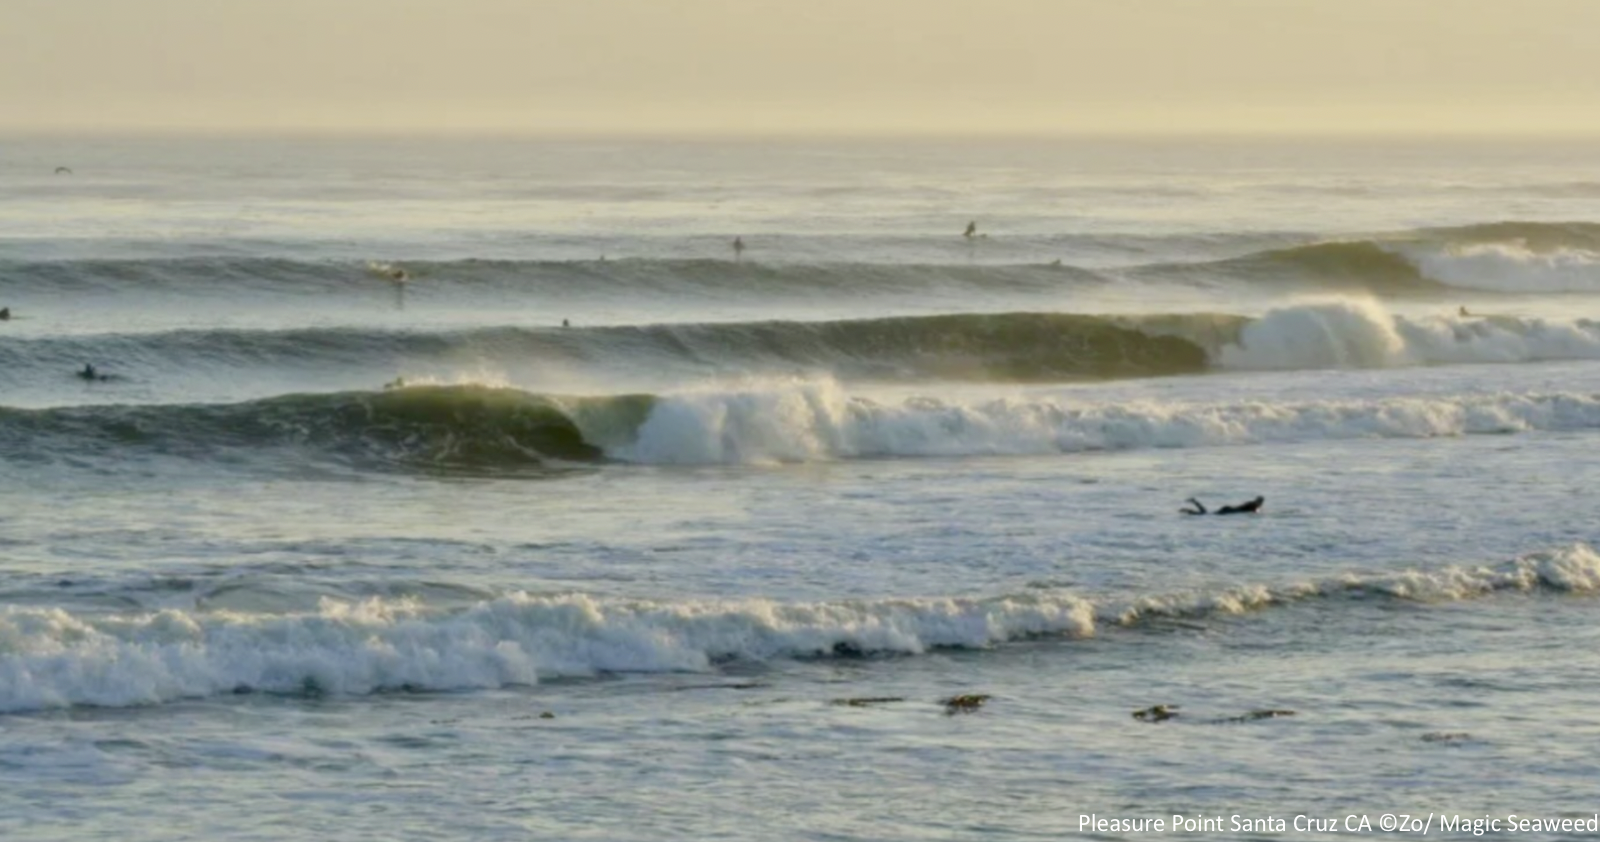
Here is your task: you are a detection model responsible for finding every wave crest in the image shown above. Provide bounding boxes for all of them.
[9,381,1600,469]
[1219,299,1600,371]
[3,544,1594,712]
[0,386,629,471]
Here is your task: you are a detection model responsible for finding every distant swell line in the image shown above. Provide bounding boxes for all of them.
[1,544,1594,712]
[5,221,1599,296]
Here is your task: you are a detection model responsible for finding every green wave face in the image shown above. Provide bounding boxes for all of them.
[0,312,1225,389]
[1,386,644,474]
[654,312,1220,381]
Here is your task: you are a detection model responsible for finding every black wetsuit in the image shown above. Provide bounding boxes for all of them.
[1215,497,1264,515]
[1184,496,1263,515]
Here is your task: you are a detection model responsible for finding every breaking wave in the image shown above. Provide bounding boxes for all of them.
[1136,221,1600,295]
[2,543,1595,712]
[1216,299,1600,370]
[5,301,1600,395]
[0,386,631,472]
[1406,242,1600,293]
[8,381,1600,470]
[611,381,1600,465]
[0,313,1221,387]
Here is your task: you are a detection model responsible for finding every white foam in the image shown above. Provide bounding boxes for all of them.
[0,592,1096,713]
[1102,544,1600,624]
[2,545,1594,713]
[1405,242,1600,293]
[1219,298,1600,372]
[607,376,1600,465]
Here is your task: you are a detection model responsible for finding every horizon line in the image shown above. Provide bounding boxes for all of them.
[7,126,1600,143]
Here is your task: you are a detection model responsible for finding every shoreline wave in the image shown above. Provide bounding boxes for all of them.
[2,543,1593,713]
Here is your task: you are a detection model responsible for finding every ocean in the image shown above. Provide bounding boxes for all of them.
[3,135,1600,840]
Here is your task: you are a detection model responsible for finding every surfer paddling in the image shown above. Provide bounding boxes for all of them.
[1181,496,1264,516]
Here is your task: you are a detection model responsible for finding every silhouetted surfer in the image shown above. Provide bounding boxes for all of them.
[732,236,745,260]
[1217,496,1264,514]
[1459,305,1470,317]
[964,221,977,238]
[562,318,570,328]
[77,363,107,382]
[1182,496,1264,516]
[0,307,9,321]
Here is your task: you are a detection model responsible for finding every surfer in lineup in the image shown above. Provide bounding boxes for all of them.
[964,221,977,238]
[1459,305,1471,317]
[77,363,104,381]
[732,236,745,260]
[1182,496,1264,516]
[0,307,10,320]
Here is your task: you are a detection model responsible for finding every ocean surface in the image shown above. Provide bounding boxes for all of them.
[3,136,1600,840]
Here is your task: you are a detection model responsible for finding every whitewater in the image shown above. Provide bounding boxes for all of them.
[4,136,1600,841]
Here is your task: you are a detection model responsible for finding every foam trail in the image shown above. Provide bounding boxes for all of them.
[1218,298,1600,371]
[0,593,1097,712]
[1,544,1594,713]
[1406,242,1600,293]
[615,378,1600,465]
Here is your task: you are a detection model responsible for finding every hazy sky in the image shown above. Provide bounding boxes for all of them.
[3,0,1598,135]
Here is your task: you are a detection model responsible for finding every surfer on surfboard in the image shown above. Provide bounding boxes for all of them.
[1181,496,1264,516]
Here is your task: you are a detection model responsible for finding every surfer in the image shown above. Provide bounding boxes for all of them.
[384,376,406,390]
[1218,496,1264,515]
[1182,496,1264,516]
[55,166,72,175]
[1458,305,1471,317]
[732,236,745,260]
[0,307,10,320]
[562,318,570,328]
[964,221,977,239]
[77,363,103,382]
